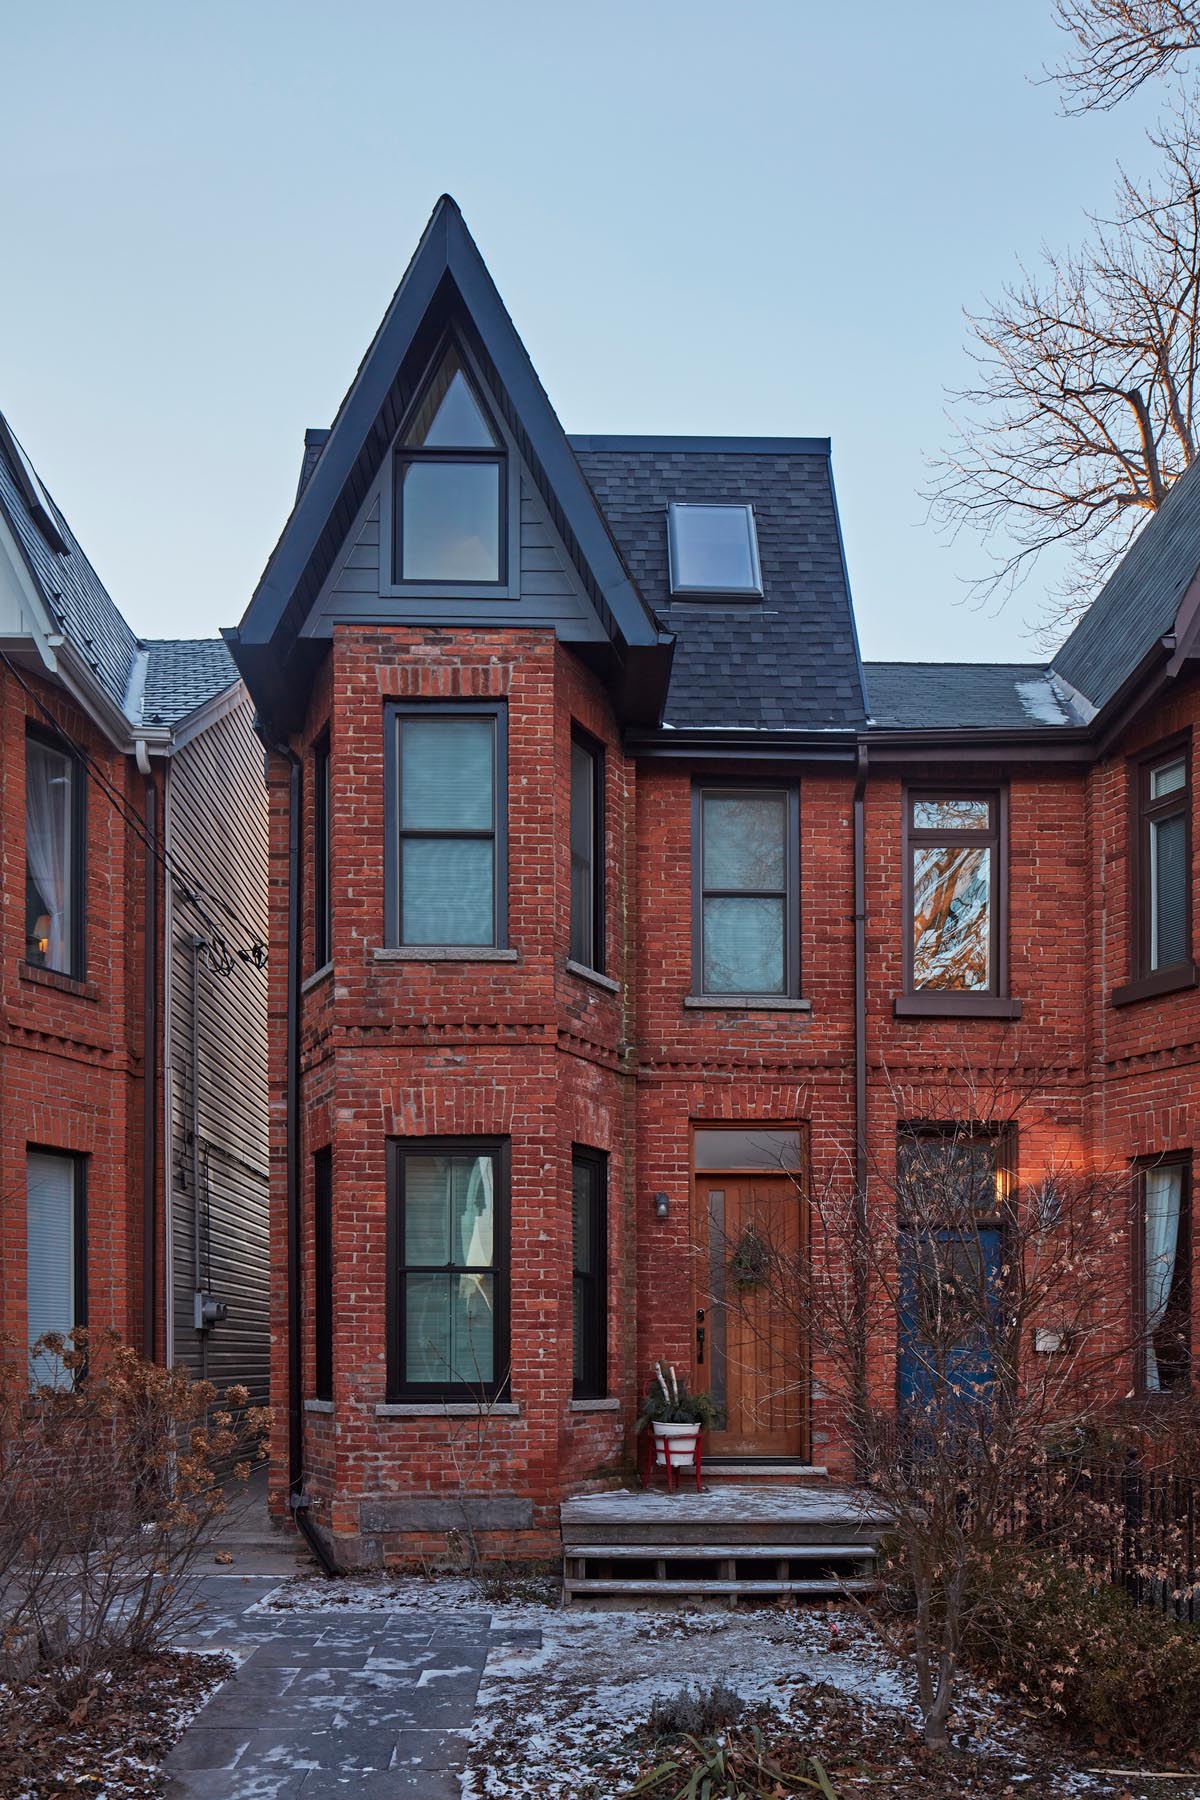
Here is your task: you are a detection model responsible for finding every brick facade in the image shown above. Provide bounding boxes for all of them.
[0,660,162,1360]
[271,623,1200,1562]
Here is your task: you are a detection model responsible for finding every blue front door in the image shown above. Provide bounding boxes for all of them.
[897,1225,1004,1423]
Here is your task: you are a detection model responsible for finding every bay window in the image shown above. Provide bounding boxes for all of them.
[1137,1157,1191,1393]
[27,1149,86,1386]
[385,703,506,948]
[387,1139,508,1399]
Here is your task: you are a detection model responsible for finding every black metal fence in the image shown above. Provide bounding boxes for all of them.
[1024,1458,1200,1623]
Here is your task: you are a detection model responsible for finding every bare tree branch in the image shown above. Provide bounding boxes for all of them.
[925,102,1200,640]
[1052,1,1200,111]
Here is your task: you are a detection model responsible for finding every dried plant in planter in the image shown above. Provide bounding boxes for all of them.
[0,1328,270,1710]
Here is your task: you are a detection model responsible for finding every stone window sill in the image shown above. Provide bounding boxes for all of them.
[373,946,519,964]
[1111,962,1199,1008]
[569,1397,620,1412]
[684,995,811,1013]
[565,959,621,995]
[893,993,1022,1020]
[301,961,333,995]
[375,1401,521,1418]
[19,961,99,1002]
[303,1398,334,1415]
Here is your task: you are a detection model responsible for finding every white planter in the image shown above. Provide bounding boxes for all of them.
[652,1420,701,1469]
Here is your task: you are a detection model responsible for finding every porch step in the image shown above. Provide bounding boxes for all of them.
[560,1483,890,1608]
[564,1577,876,1605]
[704,1463,829,1482]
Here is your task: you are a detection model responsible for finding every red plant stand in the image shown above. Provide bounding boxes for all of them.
[640,1428,704,1492]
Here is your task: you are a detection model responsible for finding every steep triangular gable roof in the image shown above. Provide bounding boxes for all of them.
[228,195,670,731]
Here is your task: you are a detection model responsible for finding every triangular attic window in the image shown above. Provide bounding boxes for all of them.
[404,347,498,449]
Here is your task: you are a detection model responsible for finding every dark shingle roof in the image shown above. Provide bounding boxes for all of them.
[1052,456,1200,710]
[0,417,140,713]
[141,639,239,728]
[0,410,238,733]
[572,438,867,730]
[865,662,1086,730]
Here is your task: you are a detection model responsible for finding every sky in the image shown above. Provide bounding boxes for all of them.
[0,0,1169,662]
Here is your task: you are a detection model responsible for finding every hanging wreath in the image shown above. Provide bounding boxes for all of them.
[728,1224,771,1291]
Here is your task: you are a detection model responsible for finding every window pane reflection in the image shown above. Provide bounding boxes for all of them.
[912,845,991,991]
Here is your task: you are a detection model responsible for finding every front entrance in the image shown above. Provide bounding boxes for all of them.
[691,1126,809,1461]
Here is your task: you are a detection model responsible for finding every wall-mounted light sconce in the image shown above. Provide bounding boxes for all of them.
[654,1191,670,1220]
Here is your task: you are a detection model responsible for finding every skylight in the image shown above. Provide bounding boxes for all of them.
[0,413,67,556]
[667,503,762,598]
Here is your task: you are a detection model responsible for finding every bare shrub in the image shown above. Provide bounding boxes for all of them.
[0,1329,270,1710]
[646,1680,745,1740]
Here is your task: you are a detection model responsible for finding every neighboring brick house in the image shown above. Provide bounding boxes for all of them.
[228,195,1200,1564]
[0,410,270,1407]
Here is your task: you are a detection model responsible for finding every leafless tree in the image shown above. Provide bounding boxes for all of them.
[713,1064,1137,1751]
[1052,1,1200,112]
[926,102,1200,634]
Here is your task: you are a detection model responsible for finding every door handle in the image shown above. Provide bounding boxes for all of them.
[696,1308,706,1364]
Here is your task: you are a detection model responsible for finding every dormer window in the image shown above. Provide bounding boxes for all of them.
[393,347,505,584]
[667,502,762,598]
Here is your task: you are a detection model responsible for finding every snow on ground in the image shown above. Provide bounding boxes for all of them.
[470,1604,917,1798]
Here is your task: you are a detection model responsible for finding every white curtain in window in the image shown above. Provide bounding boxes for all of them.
[26,741,72,973]
[27,1151,76,1387]
[1144,1164,1183,1390]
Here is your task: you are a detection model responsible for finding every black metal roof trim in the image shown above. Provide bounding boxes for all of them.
[568,435,831,456]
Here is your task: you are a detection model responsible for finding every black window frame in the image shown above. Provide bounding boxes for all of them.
[391,341,508,588]
[899,787,1012,1016]
[1115,735,1196,1007]
[569,726,606,974]
[313,733,331,972]
[313,1146,333,1402]
[383,700,508,949]
[1133,1152,1192,1396]
[24,724,86,981]
[386,1136,510,1402]
[691,782,801,999]
[26,1145,88,1371]
[571,1146,608,1401]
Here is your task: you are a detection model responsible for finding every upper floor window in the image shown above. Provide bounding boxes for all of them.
[692,785,800,998]
[393,346,505,584]
[25,731,84,979]
[385,702,507,948]
[1137,744,1191,978]
[1137,1156,1191,1393]
[313,734,331,970]
[569,729,605,973]
[906,792,1002,995]
[387,1138,509,1399]
[667,503,762,598]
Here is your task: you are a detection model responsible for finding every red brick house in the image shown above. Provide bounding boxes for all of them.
[0,410,270,1406]
[228,196,1200,1565]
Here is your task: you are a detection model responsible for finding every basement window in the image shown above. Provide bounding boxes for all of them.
[667,503,762,598]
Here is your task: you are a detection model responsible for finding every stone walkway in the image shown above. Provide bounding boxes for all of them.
[167,1573,540,1798]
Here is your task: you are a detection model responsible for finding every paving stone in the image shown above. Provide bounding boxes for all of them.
[164,1727,253,1771]
[301,1770,461,1798]
[392,1727,470,1771]
[166,1771,305,1800]
[235,1727,401,1773]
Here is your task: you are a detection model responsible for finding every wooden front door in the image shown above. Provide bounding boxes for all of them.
[693,1172,808,1459]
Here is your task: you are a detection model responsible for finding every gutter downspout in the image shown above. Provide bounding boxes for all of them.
[284,749,338,1577]
[139,743,158,1361]
[852,736,870,1476]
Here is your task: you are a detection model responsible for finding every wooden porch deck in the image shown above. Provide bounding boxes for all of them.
[560,1483,892,1606]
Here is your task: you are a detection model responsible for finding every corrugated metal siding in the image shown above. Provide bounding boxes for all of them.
[167,692,270,1408]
